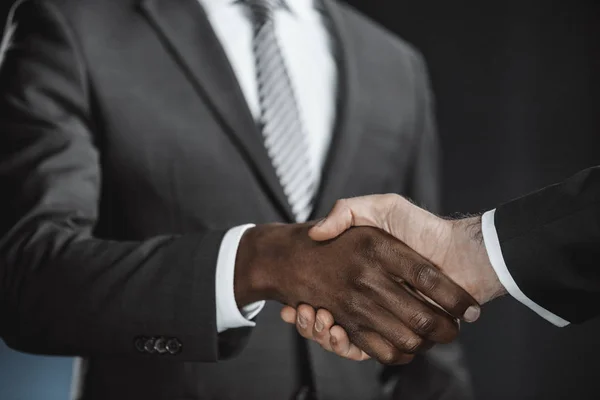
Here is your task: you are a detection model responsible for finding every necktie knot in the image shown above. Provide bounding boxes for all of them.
[245,0,284,24]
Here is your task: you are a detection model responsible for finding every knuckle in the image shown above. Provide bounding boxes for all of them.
[344,287,362,308]
[356,233,377,255]
[446,294,468,316]
[408,312,437,335]
[412,263,439,290]
[333,199,352,219]
[399,335,424,354]
[334,198,347,208]
[352,269,377,292]
[382,193,400,203]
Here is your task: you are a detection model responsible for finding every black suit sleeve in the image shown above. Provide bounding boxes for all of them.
[495,166,600,324]
[0,0,226,361]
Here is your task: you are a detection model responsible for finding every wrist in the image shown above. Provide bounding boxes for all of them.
[451,217,507,304]
[234,224,286,307]
[234,225,267,307]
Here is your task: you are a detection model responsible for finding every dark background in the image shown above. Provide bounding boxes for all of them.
[1,0,599,399]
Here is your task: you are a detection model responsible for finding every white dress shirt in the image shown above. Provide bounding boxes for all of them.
[481,210,570,327]
[201,0,338,332]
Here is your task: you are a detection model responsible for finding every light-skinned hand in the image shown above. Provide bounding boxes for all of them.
[281,194,507,361]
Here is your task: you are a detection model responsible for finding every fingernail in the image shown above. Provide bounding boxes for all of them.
[316,218,326,227]
[297,314,307,329]
[315,319,324,332]
[463,306,481,322]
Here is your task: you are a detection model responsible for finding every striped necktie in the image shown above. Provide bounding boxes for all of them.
[246,0,316,222]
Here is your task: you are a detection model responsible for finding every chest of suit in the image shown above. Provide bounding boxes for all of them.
[63,1,426,399]
[76,0,419,241]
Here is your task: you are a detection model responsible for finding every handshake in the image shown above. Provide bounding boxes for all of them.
[235,194,508,365]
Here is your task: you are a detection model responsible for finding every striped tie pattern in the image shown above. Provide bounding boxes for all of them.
[246,0,316,222]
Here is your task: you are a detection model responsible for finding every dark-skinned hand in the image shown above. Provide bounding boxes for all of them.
[234,223,479,365]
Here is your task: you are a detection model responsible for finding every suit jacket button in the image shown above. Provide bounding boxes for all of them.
[154,337,167,354]
[144,337,156,354]
[134,336,147,353]
[165,338,182,355]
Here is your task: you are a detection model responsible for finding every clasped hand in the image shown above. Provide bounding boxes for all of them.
[277,194,504,364]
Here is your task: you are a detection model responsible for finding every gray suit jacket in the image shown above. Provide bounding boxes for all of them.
[0,0,472,398]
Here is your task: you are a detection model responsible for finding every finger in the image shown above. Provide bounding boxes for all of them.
[296,304,317,340]
[375,279,460,344]
[406,285,465,327]
[351,330,415,365]
[360,266,459,344]
[392,248,480,322]
[280,306,297,324]
[309,195,397,241]
[313,309,335,351]
[352,297,433,355]
[330,325,371,361]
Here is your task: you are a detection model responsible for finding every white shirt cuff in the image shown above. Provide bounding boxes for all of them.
[215,224,266,333]
[481,210,570,327]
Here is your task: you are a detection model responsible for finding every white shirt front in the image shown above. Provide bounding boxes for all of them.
[201,0,338,332]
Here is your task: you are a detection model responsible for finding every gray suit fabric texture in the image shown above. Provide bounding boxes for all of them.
[0,0,473,398]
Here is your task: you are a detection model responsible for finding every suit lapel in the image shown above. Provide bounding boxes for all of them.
[311,0,366,219]
[138,0,295,221]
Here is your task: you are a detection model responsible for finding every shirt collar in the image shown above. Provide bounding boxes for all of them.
[198,0,318,20]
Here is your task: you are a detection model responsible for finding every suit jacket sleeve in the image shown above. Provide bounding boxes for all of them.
[0,0,226,362]
[494,166,600,324]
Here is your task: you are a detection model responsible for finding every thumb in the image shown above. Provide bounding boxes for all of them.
[309,200,354,241]
[309,195,393,241]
